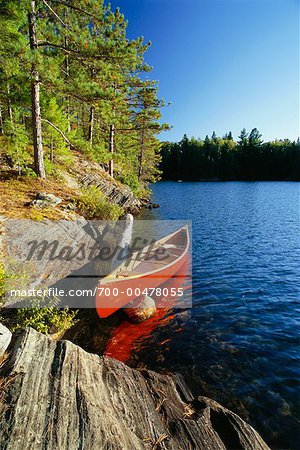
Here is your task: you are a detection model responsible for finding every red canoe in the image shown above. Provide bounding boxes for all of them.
[96,225,190,318]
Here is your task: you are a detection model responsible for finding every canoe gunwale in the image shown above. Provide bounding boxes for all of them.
[100,225,190,285]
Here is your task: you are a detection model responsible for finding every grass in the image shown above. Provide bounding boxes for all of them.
[76,185,124,220]
[0,170,79,220]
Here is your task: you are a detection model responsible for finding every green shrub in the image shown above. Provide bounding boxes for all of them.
[13,297,78,334]
[23,167,37,178]
[2,121,32,174]
[77,186,123,220]
[117,173,139,193]
[44,158,57,176]
[43,98,74,170]
[134,184,151,200]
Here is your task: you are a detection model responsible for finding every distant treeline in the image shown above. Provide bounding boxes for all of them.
[160,129,300,181]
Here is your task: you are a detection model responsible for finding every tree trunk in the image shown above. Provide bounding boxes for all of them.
[109,123,115,178]
[88,106,94,147]
[28,0,46,179]
[88,69,96,147]
[65,51,71,134]
[64,13,71,134]
[0,105,3,134]
[50,132,54,162]
[6,84,13,124]
[138,130,144,180]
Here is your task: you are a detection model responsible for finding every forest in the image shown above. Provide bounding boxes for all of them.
[0,0,167,192]
[1,1,298,192]
[161,129,300,181]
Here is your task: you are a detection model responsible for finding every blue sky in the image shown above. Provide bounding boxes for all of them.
[110,0,299,142]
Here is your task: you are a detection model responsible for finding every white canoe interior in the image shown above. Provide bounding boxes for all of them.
[101,226,189,283]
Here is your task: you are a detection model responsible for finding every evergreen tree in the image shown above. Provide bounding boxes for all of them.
[238,128,248,146]
[248,128,263,146]
[0,0,167,186]
[160,131,299,181]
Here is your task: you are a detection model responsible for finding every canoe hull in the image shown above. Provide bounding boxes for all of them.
[104,258,191,361]
[96,252,188,318]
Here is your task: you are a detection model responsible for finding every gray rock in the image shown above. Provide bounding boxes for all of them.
[31,192,62,208]
[0,325,270,450]
[0,322,11,358]
[3,218,129,307]
[69,157,141,212]
[146,203,160,209]
[57,171,81,192]
[125,295,157,323]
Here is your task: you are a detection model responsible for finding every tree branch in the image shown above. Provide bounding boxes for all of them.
[41,0,67,27]
[117,126,160,132]
[37,41,123,62]
[47,0,104,21]
[37,41,80,54]
[41,119,75,148]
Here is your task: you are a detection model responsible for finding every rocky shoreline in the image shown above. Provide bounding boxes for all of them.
[0,162,272,449]
[0,323,270,450]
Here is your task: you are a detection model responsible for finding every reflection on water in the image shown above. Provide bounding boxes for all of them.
[104,259,192,362]
[106,181,300,450]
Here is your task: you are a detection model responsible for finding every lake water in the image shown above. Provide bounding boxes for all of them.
[135,182,300,449]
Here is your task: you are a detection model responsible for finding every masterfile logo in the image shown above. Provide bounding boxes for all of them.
[3,219,192,309]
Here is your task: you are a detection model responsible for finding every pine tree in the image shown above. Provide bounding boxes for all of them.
[238,128,248,146]
[0,0,167,185]
[248,128,263,146]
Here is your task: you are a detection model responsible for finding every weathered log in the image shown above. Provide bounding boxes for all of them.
[0,324,270,450]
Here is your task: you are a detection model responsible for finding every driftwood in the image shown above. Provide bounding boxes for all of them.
[0,324,270,450]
